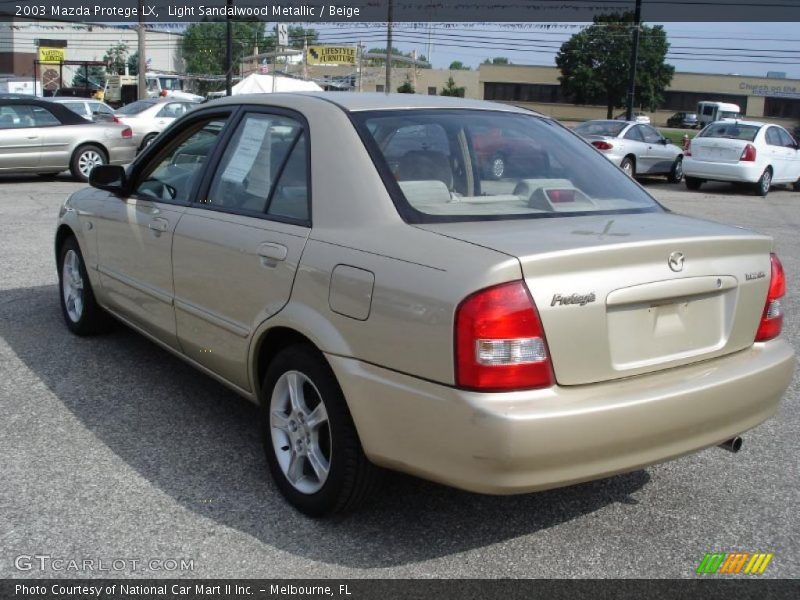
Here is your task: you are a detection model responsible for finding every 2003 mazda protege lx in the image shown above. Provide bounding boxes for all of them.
[55,94,795,516]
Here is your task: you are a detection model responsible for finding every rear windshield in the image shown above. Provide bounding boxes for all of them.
[573,120,627,137]
[353,110,662,223]
[699,123,759,142]
[116,100,157,115]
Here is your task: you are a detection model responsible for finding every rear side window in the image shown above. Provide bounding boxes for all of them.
[206,113,309,222]
[624,126,644,142]
[699,123,759,142]
[353,109,662,223]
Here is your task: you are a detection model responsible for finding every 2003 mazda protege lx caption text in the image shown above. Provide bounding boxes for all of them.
[54,93,795,516]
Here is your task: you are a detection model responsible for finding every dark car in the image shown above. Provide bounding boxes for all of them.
[667,112,699,129]
[471,125,550,179]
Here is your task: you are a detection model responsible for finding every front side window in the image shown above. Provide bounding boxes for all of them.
[640,125,663,144]
[205,113,309,221]
[354,109,662,223]
[624,126,644,142]
[777,128,797,148]
[134,118,228,203]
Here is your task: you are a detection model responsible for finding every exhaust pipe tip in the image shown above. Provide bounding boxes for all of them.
[718,436,743,453]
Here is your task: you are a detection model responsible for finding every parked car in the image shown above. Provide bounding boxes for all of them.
[0,97,135,181]
[55,93,795,516]
[574,119,684,181]
[115,98,198,151]
[470,125,550,179]
[615,112,651,124]
[666,112,698,129]
[49,98,118,122]
[683,120,800,196]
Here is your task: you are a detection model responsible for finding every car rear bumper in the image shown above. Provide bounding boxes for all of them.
[683,157,763,183]
[329,339,795,494]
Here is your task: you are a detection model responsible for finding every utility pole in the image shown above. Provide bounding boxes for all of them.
[385,0,393,94]
[357,41,363,92]
[137,0,146,100]
[411,49,417,91]
[225,0,233,96]
[625,0,642,121]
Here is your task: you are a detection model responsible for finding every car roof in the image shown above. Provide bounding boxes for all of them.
[0,97,91,124]
[707,119,767,128]
[207,92,543,116]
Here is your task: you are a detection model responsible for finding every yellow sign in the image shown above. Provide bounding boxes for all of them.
[39,47,65,64]
[307,46,356,66]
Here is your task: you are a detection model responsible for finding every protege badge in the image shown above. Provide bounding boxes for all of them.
[551,292,596,307]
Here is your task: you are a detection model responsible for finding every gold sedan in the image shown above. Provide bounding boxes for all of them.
[54,93,795,516]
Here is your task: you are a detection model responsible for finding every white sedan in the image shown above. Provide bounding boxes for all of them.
[683,120,800,196]
[115,98,198,151]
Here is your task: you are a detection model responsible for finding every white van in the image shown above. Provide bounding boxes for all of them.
[697,101,741,127]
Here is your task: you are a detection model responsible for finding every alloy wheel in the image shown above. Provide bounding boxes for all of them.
[61,249,84,323]
[77,150,104,179]
[270,370,332,494]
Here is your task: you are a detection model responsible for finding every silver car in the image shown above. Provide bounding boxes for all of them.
[0,98,137,181]
[575,120,684,182]
[115,98,197,151]
[49,98,117,122]
[55,93,794,516]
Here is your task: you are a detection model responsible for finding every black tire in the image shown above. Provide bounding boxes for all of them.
[793,178,800,192]
[668,156,684,183]
[261,344,379,516]
[140,133,158,152]
[57,235,111,335]
[685,176,702,191]
[70,144,107,183]
[755,168,772,197]
[620,156,635,177]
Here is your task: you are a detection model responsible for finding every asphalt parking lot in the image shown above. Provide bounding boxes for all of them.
[0,174,797,579]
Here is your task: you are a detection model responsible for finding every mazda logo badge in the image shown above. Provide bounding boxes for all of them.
[668,252,685,272]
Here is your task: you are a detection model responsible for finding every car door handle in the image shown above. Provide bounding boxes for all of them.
[148,217,169,232]
[257,242,288,262]
[26,136,38,140]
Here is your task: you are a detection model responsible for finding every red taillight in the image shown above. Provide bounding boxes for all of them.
[740,144,757,162]
[121,127,132,139]
[112,115,121,123]
[755,253,785,342]
[455,281,554,391]
[160,89,168,97]
[591,140,613,151]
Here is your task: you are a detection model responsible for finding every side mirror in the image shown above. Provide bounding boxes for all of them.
[89,164,127,195]
[660,138,669,145]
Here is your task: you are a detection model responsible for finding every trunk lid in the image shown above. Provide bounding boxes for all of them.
[419,213,773,386]
[689,137,748,163]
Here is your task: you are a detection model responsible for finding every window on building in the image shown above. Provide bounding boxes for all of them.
[427,86,437,96]
[764,97,800,119]
[376,84,385,93]
[484,82,568,104]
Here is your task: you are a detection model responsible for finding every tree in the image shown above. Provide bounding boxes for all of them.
[555,13,674,118]
[482,57,510,65]
[181,21,269,94]
[103,42,129,75]
[127,51,139,76]
[448,61,471,70]
[71,66,106,90]
[440,76,465,98]
[397,79,415,94]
